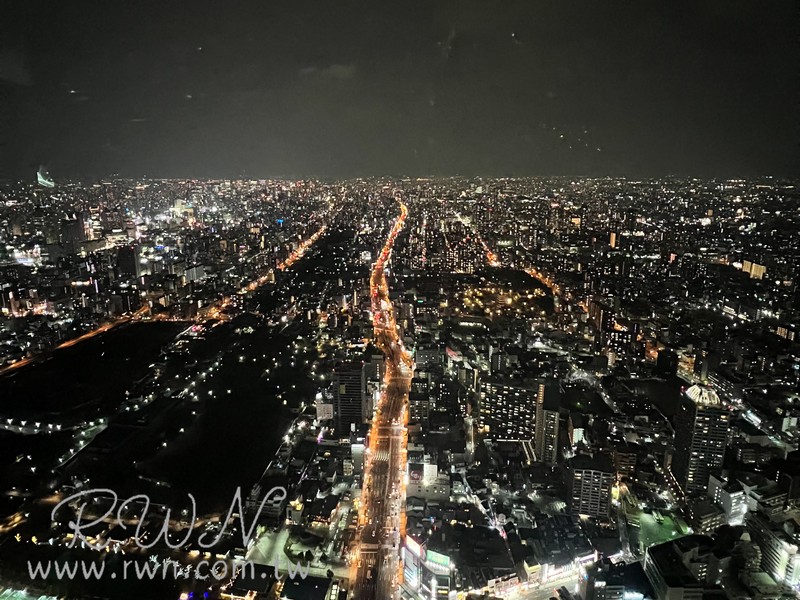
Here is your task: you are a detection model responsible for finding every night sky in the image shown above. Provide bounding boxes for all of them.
[2,1,798,180]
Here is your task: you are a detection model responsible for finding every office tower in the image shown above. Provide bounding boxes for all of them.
[408,391,430,423]
[644,537,726,600]
[60,211,86,250]
[568,412,586,447]
[568,453,614,517]
[742,260,767,280]
[612,441,639,477]
[671,385,731,496]
[535,381,561,464]
[479,379,535,441]
[686,498,726,534]
[773,453,800,504]
[656,348,679,376]
[746,511,800,587]
[589,298,618,353]
[116,245,139,278]
[581,559,652,600]
[693,349,711,381]
[490,350,507,375]
[589,298,616,332]
[437,378,466,416]
[332,363,366,435]
[707,474,747,525]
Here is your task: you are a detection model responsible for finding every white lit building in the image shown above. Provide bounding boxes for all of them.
[707,474,747,525]
[746,511,800,588]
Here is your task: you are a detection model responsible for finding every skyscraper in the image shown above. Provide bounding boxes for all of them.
[116,245,139,278]
[671,385,731,496]
[479,379,535,441]
[60,211,86,251]
[408,391,430,423]
[569,453,614,517]
[333,363,366,435]
[535,381,561,464]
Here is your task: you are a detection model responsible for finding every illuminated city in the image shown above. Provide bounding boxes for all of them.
[1,2,799,600]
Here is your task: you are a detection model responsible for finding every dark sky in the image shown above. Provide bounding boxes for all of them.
[1,1,798,180]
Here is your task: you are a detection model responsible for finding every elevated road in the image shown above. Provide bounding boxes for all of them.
[0,305,149,376]
[352,200,412,600]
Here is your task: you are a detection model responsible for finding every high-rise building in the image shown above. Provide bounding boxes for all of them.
[581,559,653,600]
[332,363,366,435]
[644,536,726,600]
[612,441,640,478]
[535,381,561,464]
[671,385,731,496]
[707,474,747,525]
[742,260,767,280]
[60,212,86,250]
[117,245,139,278]
[686,498,726,534]
[315,392,334,422]
[745,511,800,588]
[589,299,619,353]
[408,391,430,423]
[436,378,466,416]
[479,379,535,441]
[568,412,586,447]
[656,348,679,376]
[589,299,616,333]
[568,453,614,517]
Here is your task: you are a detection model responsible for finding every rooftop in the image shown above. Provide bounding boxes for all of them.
[685,384,721,407]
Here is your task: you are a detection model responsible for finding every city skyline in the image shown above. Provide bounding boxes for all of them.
[1,176,798,600]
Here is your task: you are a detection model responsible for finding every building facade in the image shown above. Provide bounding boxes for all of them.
[333,364,366,435]
[479,379,536,441]
[569,453,614,518]
[535,381,561,464]
[671,385,731,496]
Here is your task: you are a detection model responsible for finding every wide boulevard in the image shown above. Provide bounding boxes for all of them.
[352,200,413,600]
